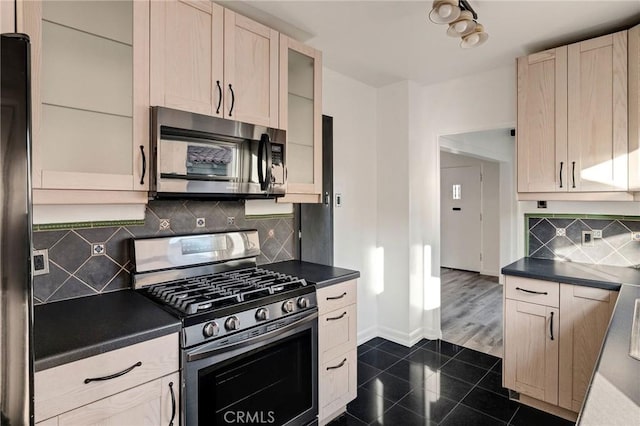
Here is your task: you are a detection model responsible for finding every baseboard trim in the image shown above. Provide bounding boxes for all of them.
[357,325,378,346]
[377,325,425,347]
[423,326,442,340]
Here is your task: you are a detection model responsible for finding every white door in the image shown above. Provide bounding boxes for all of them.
[440,165,482,272]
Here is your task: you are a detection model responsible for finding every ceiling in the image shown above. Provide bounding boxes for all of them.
[222,1,640,88]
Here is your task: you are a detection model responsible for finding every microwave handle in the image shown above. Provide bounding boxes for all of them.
[258,134,272,191]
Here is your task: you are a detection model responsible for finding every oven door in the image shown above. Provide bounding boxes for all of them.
[183,311,318,426]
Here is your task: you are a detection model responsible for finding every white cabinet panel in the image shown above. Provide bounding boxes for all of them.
[42,21,132,116]
[42,1,132,45]
[41,105,132,176]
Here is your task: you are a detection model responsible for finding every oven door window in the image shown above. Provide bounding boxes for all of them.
[159,137,239,181]
[199,329,312,425]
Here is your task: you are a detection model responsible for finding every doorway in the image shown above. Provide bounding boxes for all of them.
[438,128,517,357]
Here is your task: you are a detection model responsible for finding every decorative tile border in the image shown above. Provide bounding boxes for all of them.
[34,220,145,231]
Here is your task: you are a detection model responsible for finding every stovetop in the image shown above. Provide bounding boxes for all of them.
[142,267,308,316]
[132,230,318,346]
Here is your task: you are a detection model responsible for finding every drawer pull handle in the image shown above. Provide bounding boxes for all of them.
[327,311,347,321]
[326,358,347,371]
[550,311,555,341]
[83,361,142,384]
[169,381,176,426]
[515,287,548,295]
[326,292,347,301]
[139,145,146,185]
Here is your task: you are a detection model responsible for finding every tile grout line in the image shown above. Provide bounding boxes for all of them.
[506,406,520,425]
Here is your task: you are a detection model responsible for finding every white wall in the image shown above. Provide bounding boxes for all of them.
[322,67,379,343]
[440,151,500,276]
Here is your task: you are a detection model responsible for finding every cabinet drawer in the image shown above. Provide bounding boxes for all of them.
[317,280,357,314]
[35,333,178,422]
[319,304,357,363]
[505,276,559,307]
[319,349,357,422]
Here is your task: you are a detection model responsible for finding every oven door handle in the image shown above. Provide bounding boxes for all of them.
[186,310,318,362]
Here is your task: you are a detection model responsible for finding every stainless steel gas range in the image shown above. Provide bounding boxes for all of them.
[131,230,318,426]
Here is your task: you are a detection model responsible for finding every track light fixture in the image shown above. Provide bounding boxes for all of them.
[429,0,488,48]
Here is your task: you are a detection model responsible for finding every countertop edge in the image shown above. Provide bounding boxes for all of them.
[34,322,181,372]
[500,268,622,291]
[314,271,361,289]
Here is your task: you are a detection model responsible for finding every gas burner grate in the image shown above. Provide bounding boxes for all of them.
[142,267,306,315]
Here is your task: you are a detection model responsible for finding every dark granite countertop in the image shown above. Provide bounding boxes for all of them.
[262,260,360,289]
[578,284,640,424]
[501,257,640,290]
[34,290,181,372]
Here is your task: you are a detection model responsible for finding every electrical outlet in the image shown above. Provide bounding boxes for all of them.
[582,231,594,247]
[227,217,235,225]
[592,229,603,239]
[33,249,49,276]
[632,232,640,242]
[196,218,206,228]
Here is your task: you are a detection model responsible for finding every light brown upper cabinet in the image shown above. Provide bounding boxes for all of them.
[568,32,628,192]
[629,24,640,191]
[150,0,223,117]
[150,2,279,128]
[517,30,631,200]
[517,47,567,193]
[224,9,279,127]
[22,0,150,205]
[278,36,323,203]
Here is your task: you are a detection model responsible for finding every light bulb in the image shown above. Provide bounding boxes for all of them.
[454,21,468,33]
[466,33,480,45]
[438,4,453,18]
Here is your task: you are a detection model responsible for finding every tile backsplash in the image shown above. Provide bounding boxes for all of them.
[33,200,297,304]
[527,215,640,267]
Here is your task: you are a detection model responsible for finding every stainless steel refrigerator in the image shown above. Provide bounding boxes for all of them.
[299,115,334,265]
[1,33,35,425]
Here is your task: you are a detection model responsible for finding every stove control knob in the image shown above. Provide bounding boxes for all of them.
[282,300,295,313]
[225,316,240,331]
[203,321,219,338]
[255,308,269,321]
[297,297,309,309]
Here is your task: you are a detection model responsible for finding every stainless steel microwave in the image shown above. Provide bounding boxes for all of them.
[150,106,286,199]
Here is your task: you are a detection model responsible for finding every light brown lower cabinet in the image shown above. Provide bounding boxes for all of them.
[317,280,358,425]
[504,299,559,405]
[558,284,617,412]
[37,372,179,426]
[35,333,179,425]
[503,276,618,416]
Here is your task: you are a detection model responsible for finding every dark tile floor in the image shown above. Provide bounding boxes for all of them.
[328,338,575,426]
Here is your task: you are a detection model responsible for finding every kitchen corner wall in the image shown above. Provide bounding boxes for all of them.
[32,200,297,304]
[527,215,640,267]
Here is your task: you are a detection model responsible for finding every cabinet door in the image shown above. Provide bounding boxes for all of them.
[223,9,278,127]
[517,47,567,193]
[57,378,163,425]
[558,285,617,412]
[23,0,149,195]
[504,299,559,405]
[319,304,357,364]
[150,0,223,116]
[319,349,357,424]
[278,35,323,203]
[568,31,628,192]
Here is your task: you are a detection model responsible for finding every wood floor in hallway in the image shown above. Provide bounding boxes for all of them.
[441,267,503,357]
